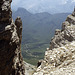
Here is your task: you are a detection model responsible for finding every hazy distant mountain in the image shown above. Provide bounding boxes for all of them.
[28,0,75,14]
[12,0,75,14]
[12,8,70,65]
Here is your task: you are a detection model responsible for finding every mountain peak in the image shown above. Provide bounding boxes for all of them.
[17,7,28,12]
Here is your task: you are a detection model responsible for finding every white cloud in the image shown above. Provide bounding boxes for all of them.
[12,0,68,9]
[12,0,20,6]
[11,0,21,10]
[11,0,75,13]
[72,0,75,2]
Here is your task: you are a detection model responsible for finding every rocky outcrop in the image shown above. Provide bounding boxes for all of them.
[33,42,75,75]
[49,8,75,50]
[0,0,25,75]
[33,8,75,75]
[24,62,36,75]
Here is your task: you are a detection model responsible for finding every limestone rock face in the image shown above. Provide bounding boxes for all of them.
[49,9,75,50]
[33,8,75,75]
[33,42,75,75]
[0,0,25,75]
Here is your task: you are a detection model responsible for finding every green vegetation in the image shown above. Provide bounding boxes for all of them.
[13,8,70,65]
[22,42,49,65]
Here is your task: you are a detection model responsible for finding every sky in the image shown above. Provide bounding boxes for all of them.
[11,0,75,13]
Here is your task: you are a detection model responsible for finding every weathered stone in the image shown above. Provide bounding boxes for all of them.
[37,59,43,67]
[49,8,75,50]
[24,62,36,75]
[55,29,61,35]
[0,0,25,75]
[33,8,75,75]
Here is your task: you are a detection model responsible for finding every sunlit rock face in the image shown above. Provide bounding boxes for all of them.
[0,0,25,75]
[33,8,75,75]
[49,8,75,49]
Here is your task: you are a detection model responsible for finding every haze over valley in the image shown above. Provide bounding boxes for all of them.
[13,8,70,65]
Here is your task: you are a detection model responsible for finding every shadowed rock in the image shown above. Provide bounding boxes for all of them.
[0,0,25,75]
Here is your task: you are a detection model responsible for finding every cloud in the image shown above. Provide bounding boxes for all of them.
[11,0,75,13]
[11,0,20,9]
[12,0,68,9]
[72,0,75,2]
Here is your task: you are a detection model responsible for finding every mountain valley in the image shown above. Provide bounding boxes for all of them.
[13,8,70,65]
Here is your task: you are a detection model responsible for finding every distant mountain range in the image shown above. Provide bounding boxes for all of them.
[12,8,70,65]
[27,0,75,14]
[12,0,75,14]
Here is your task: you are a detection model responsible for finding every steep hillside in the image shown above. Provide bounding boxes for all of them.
[33,8,75,75]
[13,8,70,65]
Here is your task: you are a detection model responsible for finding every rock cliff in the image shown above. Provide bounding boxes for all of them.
[0,0,25,75]
[33,8,75,75]
[0,0,75,75]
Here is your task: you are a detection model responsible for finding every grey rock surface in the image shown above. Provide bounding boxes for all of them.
[33,8,75,75]
[49,8,75,50]
[24,62,36,75]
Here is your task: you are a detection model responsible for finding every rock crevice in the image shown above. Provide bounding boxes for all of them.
[0,0,25,75]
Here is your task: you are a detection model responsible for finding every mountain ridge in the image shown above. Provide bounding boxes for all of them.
[12,0,75,14]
